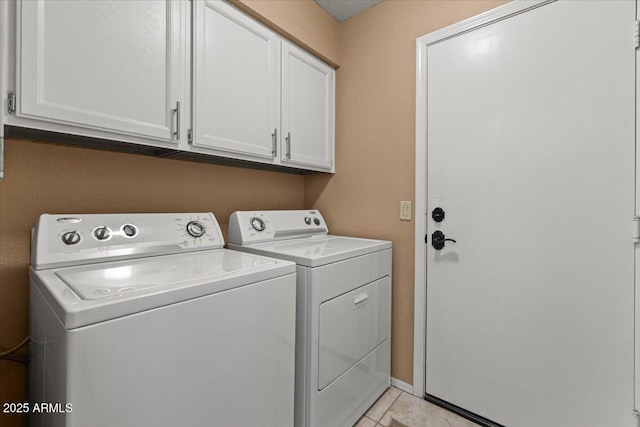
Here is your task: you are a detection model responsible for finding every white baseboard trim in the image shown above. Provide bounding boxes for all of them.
[390,377,414,394]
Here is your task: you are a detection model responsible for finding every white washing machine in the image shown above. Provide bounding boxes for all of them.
[29,212,296,427]
[228,210,392,427]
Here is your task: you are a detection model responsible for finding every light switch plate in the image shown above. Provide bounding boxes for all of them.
[400,201,412,221]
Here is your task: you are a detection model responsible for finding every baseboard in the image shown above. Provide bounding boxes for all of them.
[390,377,413,394]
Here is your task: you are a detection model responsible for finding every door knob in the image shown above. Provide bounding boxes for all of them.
[431,230,456,250]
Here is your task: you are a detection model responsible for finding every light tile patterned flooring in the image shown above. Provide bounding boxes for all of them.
[355,387,479,427]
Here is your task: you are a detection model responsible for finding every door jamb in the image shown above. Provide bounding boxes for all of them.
[412,0,555,397]
[634,0,639,417]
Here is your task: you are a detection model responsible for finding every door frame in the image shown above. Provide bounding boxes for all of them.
[413,0,570,397]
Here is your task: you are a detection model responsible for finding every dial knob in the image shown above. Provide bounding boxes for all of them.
[186,221,206,238]
[313,218,321,226]
[61,231,81,245]
[304,217,311,225]
[93,226,111,241]
[122,224,138,237]
[251,217,265,232]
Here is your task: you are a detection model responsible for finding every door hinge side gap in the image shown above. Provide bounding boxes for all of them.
[633,216,640,243]
[187,128,192,144]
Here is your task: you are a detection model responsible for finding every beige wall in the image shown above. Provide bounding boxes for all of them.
[229,0,340,67]
[305,0,507,385]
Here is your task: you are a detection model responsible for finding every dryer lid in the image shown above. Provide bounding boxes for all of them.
[230,235,391,267]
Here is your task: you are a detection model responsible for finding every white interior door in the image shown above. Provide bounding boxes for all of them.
[425,2,635,426]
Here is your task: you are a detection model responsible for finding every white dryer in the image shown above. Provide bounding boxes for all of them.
[30,212,296,427]
[228,210,392,427]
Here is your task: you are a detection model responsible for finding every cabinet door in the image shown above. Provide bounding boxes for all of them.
[18,0,188,145]
[192,0,279,161]
[281,42,335,172]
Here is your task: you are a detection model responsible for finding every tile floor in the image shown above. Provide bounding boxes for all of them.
[355,387,479,427]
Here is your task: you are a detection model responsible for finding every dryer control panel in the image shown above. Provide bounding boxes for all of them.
[228,210,328,245]
[32,213,224,270]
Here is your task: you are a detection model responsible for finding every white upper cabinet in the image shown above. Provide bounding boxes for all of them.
[5,0,334,172]
[281,42,335,171]
[192,0,279,161]
[191,1,335,172]
[16,0,188,146]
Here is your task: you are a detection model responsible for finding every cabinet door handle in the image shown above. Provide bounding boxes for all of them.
[272,128,278,157]
[353,292,369,308]
[286,132,291,159]
[173,101,180,140]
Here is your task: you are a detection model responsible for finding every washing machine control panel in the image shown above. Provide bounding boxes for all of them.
[32,213,224,270]
[228,210,328,245]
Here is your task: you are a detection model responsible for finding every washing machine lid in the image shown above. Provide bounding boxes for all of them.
[230,235,391,267]
[31,249,295,329]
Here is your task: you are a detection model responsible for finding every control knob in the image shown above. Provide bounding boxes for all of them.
[61,231,81,245]
[93,226,111,241]
[122,224,138,237]
[250,217,266,232]
[186,221,206,238]
[304,217,311,225]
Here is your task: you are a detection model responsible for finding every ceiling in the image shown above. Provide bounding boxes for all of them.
[314,0,384,23]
